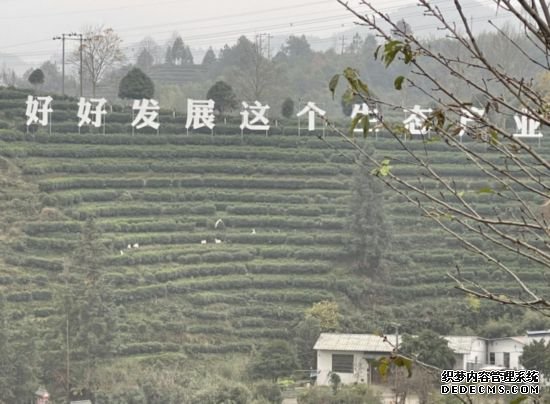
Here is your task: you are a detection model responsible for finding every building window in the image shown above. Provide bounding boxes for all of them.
[504,352,510,368]
[332,354,354,373]
[489,352,495,365]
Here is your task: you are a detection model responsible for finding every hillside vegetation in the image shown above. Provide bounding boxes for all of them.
[0,86,548,398]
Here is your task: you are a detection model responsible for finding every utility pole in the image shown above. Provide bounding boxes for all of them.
[52,34,67,96]
[267,34,273,60]
[255,34,263,57]
[78,34,83,97]
[62,260,70,404]
[389,322,400,349]
[53,32,84,97]
[255,33,272,59]
[340,35,346,55]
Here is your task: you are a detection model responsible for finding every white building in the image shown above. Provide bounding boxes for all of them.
[444,336,486,371]
[486,337,526,369]
[313,333,394,386]
[527,330,550,343]
[314,333,530,386]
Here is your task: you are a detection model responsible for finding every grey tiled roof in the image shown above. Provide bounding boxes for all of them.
[313,333,395,352]
[444,336,484,354]
[315,333,529,355]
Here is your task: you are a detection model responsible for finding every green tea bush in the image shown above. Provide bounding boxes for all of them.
[235,328,289,338]
[115,284,167,303]
[24,221,82,235]
[246,261,330,275]
[231,306,300,320]
[7,291,33,302]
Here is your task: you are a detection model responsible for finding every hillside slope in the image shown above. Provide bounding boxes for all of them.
[0,86,548,396]
[0,88,372,360]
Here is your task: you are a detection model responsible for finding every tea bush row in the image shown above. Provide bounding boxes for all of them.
[38,176,349,193]
[5,255,63,272]
[70,202,216,218]
[115,279,333,303]
[24,160,349,177]
[230,306,301,320]
[164,275,333,295]
[0,129,359,151]
[7,290,52,302]
[103,248,256,267]
[186,289,332,305]
[48,188,347,207]
[3,143,328,163]
[234,328,290,339]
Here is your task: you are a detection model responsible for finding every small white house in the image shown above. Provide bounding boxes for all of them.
[313,333,394,386]
[487,337,526,369]
[444,336,487,371]
[527,330,550,343]
[314,332,535,386]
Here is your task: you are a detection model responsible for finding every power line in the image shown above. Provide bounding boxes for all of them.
[1,0,497,51]
[53,33,85,97]
[0,1,332,53]
[3,16,355,60]
[0,0,502,57]
[0,0,516,68]
[52,33,83,96]
[3,12,351,57]
[115,0,329,35]
[0,0,193,21]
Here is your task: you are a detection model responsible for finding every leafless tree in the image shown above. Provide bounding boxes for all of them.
[229,42,278,101]
[75,25,125,97]
[328,0,550,315]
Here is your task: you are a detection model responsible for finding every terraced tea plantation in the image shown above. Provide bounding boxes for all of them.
[0,88,365,359]
[0,86,548,364]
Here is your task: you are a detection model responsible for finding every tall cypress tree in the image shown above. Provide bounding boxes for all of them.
[71,219,118,397]
[46,218,119,400]
[0,294,37,401]
[0,294,15,401]
[348,147,391,275]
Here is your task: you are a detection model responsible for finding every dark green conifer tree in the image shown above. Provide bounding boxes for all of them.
[348,148,391,275]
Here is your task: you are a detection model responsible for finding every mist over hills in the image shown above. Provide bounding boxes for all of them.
[0,52,30,76]
[389,0,517,35]
[2,1,521,73]
[327,0,519,49]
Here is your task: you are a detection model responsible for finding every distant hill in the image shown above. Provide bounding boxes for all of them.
[149,63,207,84]
[328,0,520,46]
[388,0,518,36]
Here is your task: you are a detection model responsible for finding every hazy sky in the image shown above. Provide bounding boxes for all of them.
[0,0,414,69]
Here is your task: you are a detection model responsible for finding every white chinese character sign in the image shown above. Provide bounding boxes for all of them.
[403,105,433,136]
[17,96,547,142]
[351,103,381,136]
[513,109,543,140]
[297,102,326,135]
[459,107,485,138]
[185,99,215,134]
[240,101,270,135]
[25,95,53,133]
[132,99,160,134]
[77,97,107,131]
